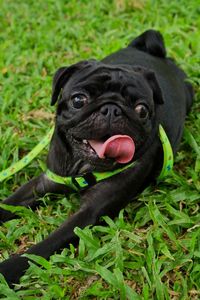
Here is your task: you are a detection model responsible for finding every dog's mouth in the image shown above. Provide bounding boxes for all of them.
[81,135,135,164]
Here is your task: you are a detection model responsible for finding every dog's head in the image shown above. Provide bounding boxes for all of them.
[51,60,164,174]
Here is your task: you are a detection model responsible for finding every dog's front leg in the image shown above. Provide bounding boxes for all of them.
[0,142,159,287]
[0,173,70,223]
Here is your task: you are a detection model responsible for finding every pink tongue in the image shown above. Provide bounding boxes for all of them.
[88,135,135,164]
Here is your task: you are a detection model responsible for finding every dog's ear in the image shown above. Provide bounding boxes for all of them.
[143,70,164,104]
[133,66,164,104]
[51,61,90,106]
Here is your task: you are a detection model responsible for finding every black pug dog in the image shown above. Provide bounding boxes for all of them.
[0,30,193,286]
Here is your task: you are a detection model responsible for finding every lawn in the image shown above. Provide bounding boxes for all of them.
[0,0,199,299]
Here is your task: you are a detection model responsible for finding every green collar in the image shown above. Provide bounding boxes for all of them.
[45,124,173,191]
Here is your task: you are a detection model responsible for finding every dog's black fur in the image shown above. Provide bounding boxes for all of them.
[0,30,193,286]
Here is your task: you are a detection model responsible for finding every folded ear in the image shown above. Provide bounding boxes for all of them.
[51,60,91,105]
[133,66,164,104]
[144,70,164,104]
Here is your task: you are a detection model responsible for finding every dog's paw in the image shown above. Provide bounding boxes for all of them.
[0,255,29,288]
[0,208,16,224]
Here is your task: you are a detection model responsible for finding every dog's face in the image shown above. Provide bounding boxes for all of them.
[51,60,163,173]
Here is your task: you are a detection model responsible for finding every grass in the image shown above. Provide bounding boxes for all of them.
[0,0,200,298]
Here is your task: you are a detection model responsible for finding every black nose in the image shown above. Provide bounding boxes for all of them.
[100,104,122,120]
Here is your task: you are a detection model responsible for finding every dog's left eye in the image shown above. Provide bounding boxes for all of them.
[71,94,88,109]
[134,104,149,119]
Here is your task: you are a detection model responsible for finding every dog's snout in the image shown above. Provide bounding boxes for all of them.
[100,104,122,120]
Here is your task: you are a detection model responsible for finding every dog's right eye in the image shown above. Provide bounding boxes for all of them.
[134,103,149,119]
[71,94,88,109]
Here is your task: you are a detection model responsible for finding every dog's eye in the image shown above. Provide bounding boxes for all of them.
[134,104,149,119]
[71,94,88,109]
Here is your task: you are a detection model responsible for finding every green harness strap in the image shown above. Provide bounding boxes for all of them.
[157,124,173,180]
[0,124,173,187]
[0,127,54,182]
